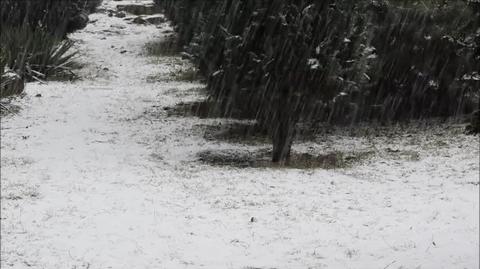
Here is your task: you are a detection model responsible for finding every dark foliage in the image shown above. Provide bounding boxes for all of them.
[0,0,102,36]
[156,0,479,162]
[0,0,102,97]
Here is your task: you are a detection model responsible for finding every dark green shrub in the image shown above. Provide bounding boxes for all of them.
[0,0,102,36]
[156,0,480,162]
[0,0,102,97]
[0,26,77,82]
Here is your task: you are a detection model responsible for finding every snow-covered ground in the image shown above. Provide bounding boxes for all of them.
[1,1,479,268]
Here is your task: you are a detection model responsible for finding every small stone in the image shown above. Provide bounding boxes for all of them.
[120,50,127,54]
[144,15,166,24]
[132,16,147,25]
[116,4,161,15]
[250,217,257,223]
[1,71,24,97]
[466,110,480,135]
[35,94,42,97]
[115,11,126,18]
[66,11,89,33]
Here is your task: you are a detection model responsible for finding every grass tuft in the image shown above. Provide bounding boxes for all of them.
[0,26,78,97]
[171,67,200,82]
[144,36,179,57]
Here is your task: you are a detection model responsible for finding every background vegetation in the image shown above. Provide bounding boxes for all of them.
[0,0,103,98]
[155,0,480,162]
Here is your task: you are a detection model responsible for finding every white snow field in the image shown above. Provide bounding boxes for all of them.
[1,1,479,268]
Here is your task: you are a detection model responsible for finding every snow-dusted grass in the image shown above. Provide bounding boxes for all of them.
[1,1,479,268]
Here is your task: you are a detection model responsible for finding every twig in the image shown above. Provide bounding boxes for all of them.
[0,103,17,115]
[384,260,396,269]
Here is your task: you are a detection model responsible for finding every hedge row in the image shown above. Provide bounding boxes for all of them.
[155,0,480,162]
[0,0,103,36]
[0,0,103,98]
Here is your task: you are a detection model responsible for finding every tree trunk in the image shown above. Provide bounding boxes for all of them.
[271,114,296,164]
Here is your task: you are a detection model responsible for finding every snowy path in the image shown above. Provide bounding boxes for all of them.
[1,1,479,268]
